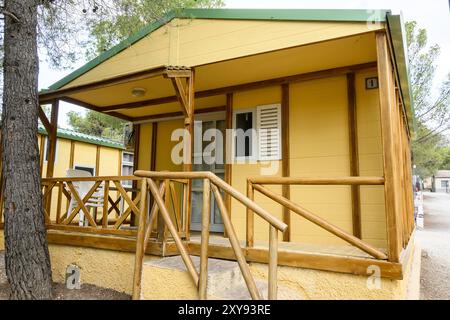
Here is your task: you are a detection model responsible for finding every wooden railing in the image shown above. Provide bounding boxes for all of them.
[247,176,388,261]
[132,171,288,300]
[40,176,145,236]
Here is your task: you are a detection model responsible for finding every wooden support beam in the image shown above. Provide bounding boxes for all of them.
[171,77,190,116]
[101,62,377,113]
[281,83,291,242]
[133,106,226,124]
[38,106,52,133]
[224,93,233,237]
[132,178,148,300]
[46,100,59,179]
[199,179,211,300]
[95,146,101,175]
[347,73,362,239]
[183,70,195,241]
[61,97,132,122]
[39,134,46,173]
[376,31,401,263]
[39,67,167,102]
[69,141,75,169]
[131,124,141,226]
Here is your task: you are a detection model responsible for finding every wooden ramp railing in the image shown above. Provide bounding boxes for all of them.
[132,171,288,300]
[247,176,388,260]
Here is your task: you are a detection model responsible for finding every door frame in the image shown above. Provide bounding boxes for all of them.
[190,111,226,233]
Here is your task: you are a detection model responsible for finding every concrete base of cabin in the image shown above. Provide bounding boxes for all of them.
[0,230,421,299]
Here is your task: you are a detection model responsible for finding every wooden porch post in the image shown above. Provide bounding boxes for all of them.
[131,123,141,226]
[281,84,291,242]
[347,73,362,239]
[224,93,233,237]
[167,67,195,241]
[184,70,195,241]
[46,100,59,179]
[43,100,59,214]
[376,32,401,262]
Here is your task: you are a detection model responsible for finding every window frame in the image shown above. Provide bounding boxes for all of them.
[121,151,135,187]
[232,108,258,162]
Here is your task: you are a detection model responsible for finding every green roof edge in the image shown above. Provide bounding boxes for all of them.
[386,13,415,132]
[46,8,390,91]
[38,127,125,150]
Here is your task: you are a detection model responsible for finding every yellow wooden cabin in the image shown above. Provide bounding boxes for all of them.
[1,9,419,299]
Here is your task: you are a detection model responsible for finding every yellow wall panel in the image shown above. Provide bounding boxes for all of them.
[155,119,184,172]
[98,147,120,176]
[138,123,153,171]
[73,142,97,172]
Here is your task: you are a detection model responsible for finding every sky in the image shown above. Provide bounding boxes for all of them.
[38,0,450,128]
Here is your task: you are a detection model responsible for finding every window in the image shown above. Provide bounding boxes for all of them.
[121,152,134,187]
[74,165,95,176]
[232,104,282,161]
[233,109,257,160]
[43,137,58,163]
[441,180,449,188]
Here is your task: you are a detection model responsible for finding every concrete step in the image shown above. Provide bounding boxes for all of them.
[140,255,302,300]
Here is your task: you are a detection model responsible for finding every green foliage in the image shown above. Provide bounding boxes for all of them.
[440,147,450,170]
[406,21,450,178]
[67,110,127,142]
[412,122,446,177]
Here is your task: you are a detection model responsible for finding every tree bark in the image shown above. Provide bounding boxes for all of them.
[1,0,53,299]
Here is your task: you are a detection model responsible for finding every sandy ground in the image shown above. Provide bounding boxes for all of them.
[416,192,450,300]
[0,251,130,300]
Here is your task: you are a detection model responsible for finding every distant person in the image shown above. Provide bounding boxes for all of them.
[415,180,421,192]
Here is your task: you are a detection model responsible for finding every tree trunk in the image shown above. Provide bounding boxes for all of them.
[1,0,53,299]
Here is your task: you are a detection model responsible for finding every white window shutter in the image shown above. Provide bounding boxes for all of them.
[257,104,282,161]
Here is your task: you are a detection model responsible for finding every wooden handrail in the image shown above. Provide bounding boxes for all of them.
[42,176,140,183]
[248,176,385,185]
[252,184,388,260]
[133,171,284,300]
[134,170,287,232]
[211,184,261,300]
[147,178,199,286]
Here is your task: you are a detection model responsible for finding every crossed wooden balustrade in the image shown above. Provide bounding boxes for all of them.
[41,176,143,235]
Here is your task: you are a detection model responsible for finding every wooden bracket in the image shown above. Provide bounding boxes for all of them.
[164,66,192,79]
[171,77,190,117]
[38,105,53,133]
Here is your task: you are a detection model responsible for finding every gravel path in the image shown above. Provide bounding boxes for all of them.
[416,192,450,300]
[0,251,130,300]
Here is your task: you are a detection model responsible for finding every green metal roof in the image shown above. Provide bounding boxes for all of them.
[386,13,415,131]
[46,8,391,91]
[38,126,125,150]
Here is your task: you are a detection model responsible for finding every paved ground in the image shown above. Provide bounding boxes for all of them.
[0,252,130,300]
[416,192,450,300]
